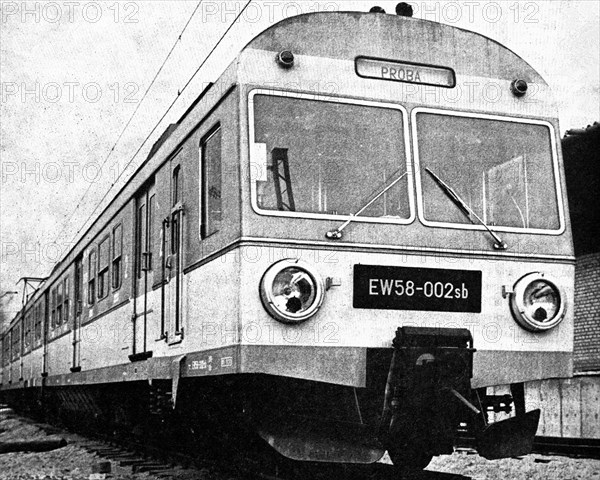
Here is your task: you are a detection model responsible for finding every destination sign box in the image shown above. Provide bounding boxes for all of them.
[356,57,455,87]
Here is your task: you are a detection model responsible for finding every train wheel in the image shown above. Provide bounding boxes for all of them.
[386,414,434,472]
[388,442,433,472]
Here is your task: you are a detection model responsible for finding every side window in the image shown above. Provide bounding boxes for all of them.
[148,195,155,271]
[172,166,181,206]
[63,277,70,325]
[6,333,12,363]
[57,281,63,326]
[51,288,57,329]
[136,202,147,279]
[12,325,20,360]
[24,314,31,351]
[2,334,9,365]
[88,249,96,305]
[98,237,110,299]
[201,126,222,238]
[171,168,180,257]
[17,323,22,357]
[112,224,123,290]
[34,304,42,343]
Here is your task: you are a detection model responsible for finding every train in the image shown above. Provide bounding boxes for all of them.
[1,5,574,472]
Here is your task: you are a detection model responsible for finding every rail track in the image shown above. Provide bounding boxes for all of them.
[5,405,599,479]
[76,434,474,480]
[456,435,600,461]
[81,444,473,480]
[1,404,474,479]
[533,436,600,460]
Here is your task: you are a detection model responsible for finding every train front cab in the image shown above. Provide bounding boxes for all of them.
[229,12,574,470]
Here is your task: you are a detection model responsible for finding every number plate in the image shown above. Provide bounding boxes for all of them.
[353,265,482,313]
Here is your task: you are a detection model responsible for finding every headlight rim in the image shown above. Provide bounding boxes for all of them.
[259,258,325,324]
[509,272,566,332]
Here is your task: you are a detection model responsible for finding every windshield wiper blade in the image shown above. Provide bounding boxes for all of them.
[326,171,408,240]
[425,167,508,250]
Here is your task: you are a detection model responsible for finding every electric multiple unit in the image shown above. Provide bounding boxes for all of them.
[1,10,573,471]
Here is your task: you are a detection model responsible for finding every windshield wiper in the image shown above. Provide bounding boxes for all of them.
[425,167,508,250]
[326,171,407,240]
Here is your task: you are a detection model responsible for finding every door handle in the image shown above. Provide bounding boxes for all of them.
[141,252,152,271]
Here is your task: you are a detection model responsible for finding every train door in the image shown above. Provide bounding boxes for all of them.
[133,180,156,358]
[162,162,184,344]
[71,255,83,371]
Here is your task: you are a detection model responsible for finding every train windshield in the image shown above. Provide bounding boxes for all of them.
[251,93,411,221]
[415,112,561,231]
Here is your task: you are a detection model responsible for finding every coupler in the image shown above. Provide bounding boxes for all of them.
[380,327,540,468]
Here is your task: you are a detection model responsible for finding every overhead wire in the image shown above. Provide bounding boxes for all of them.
[67,0,253,246]
[52,0,203,246]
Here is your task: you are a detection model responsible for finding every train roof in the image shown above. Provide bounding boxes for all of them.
[236,11,557,122]
[241,11,546,86]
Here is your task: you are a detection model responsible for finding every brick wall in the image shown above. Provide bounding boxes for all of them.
[574,253,600,373]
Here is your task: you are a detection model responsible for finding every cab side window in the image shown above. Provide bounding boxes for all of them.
[201,126,222,238]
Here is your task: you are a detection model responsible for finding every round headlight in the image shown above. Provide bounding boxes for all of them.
[260,259,325,324]
[509,272,566,332]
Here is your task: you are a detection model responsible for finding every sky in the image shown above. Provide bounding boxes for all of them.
[0,0,599,319]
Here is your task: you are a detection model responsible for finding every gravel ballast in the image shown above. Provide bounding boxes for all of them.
[1,411,599,479]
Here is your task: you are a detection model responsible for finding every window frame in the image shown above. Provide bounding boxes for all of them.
[411,107,566,235]
[34,303,42,345]
[24,311,32,353]
[51,287,57,329]
[247,89,415,226]
[62,276,70,325]
[97,235,110,300]
[136,201,147,279]
[2,333,9,366]
[88,248,97,306]
[11,324,20,361]
[201,124,222,239]
[172,165,181,207]
[112,223,123,291]
[147,194,155,271]
[56,281,63,326]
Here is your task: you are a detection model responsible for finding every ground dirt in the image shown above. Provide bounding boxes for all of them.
[1,411,598,480]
